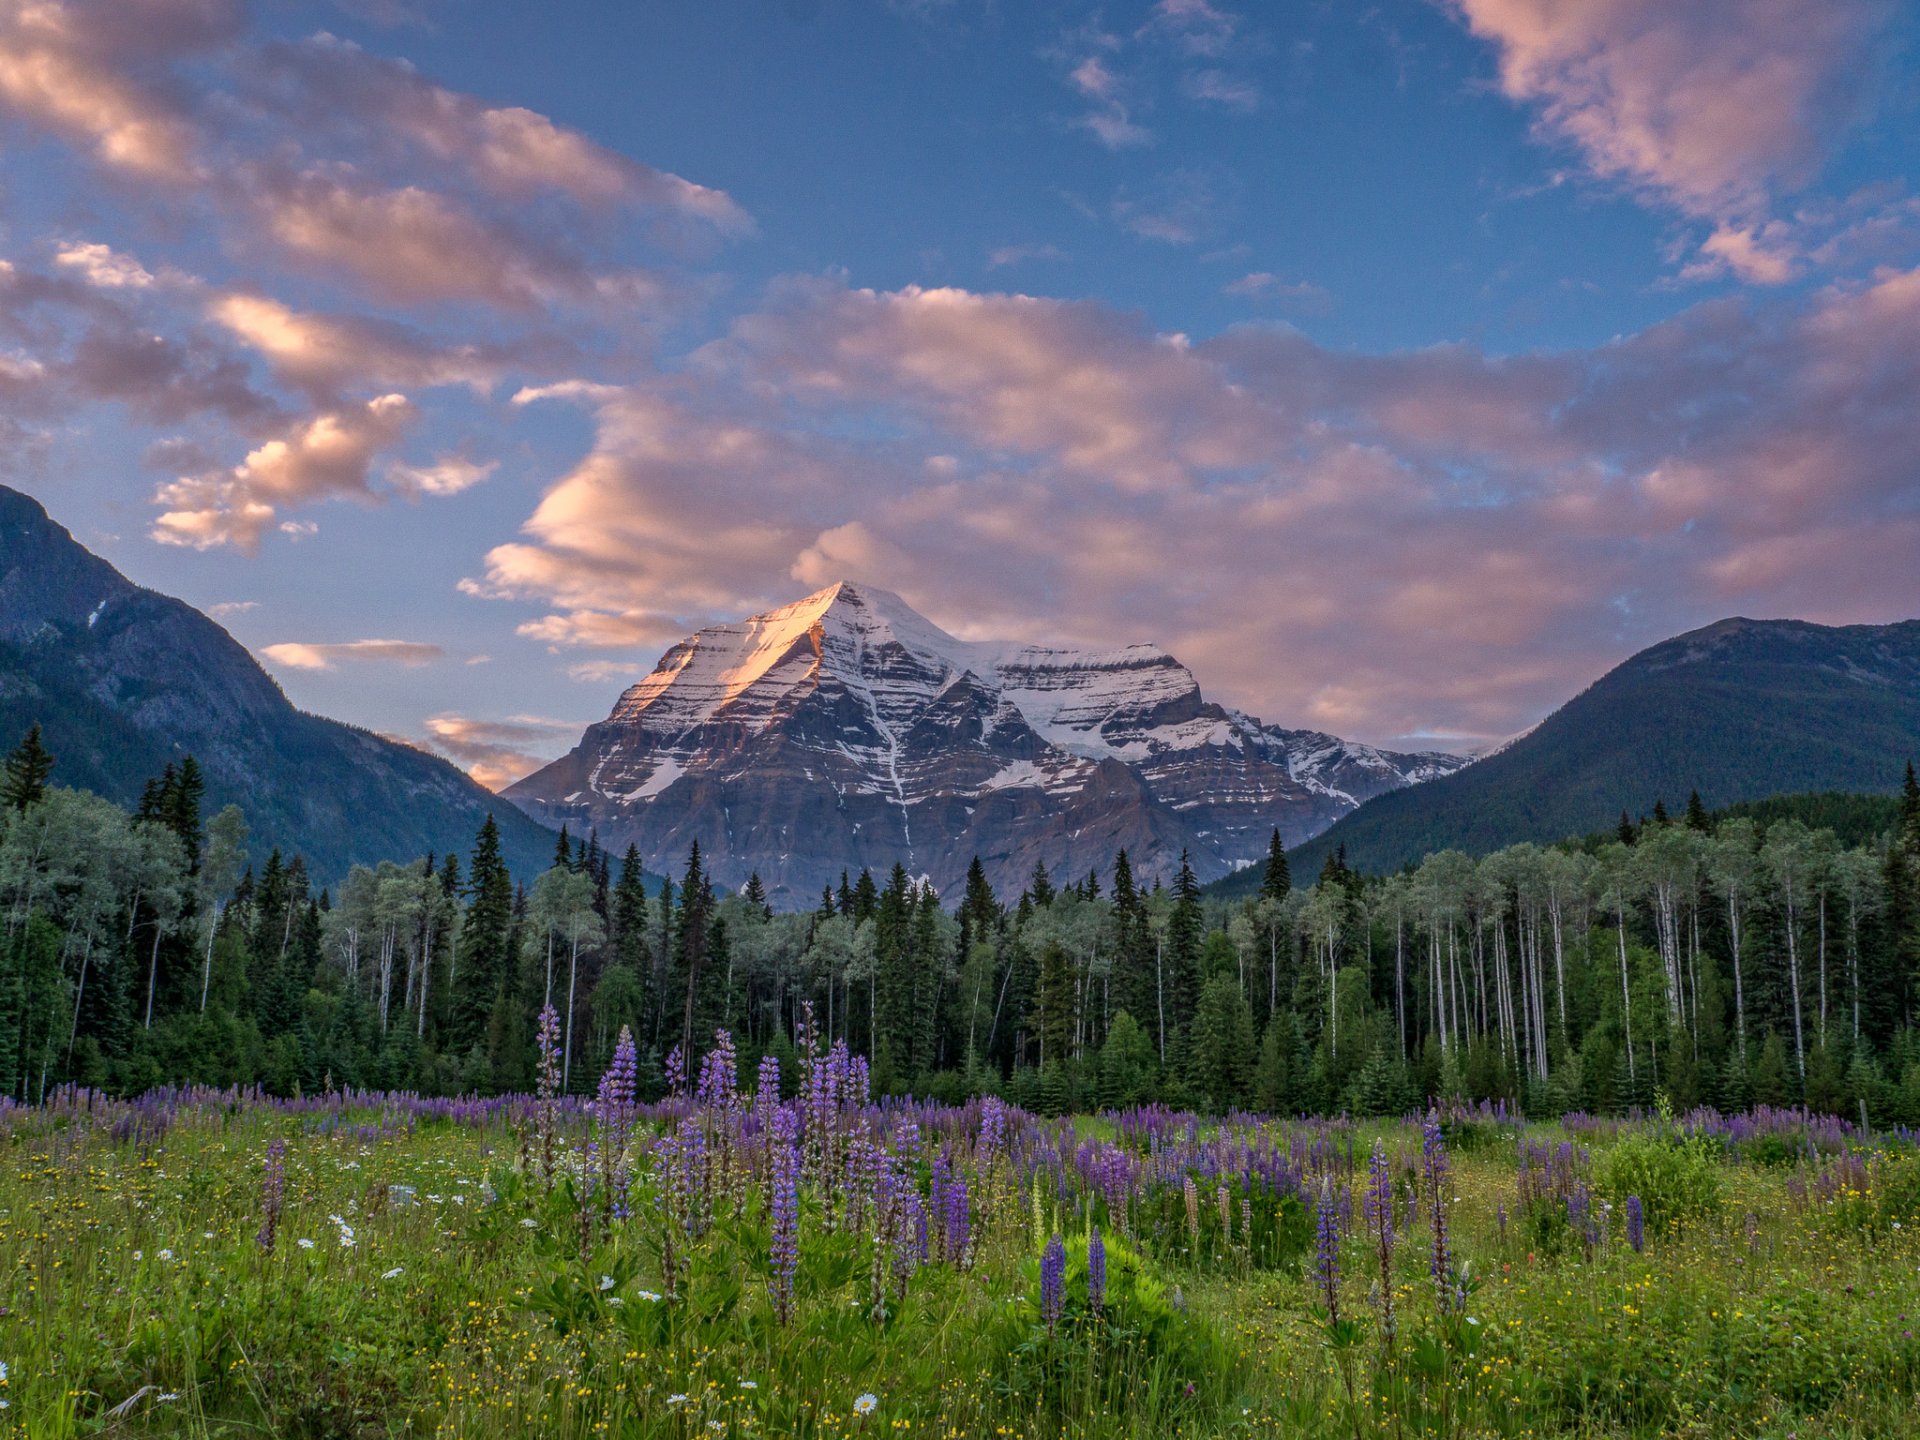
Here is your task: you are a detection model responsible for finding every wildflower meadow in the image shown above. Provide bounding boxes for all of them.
[7,1006,1920,1439]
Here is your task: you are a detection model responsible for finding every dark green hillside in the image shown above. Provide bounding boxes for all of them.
[0,485,557,882]
[1212,616,1920,887]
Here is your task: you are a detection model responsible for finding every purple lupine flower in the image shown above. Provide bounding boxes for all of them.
[1087,1224,1107,1315]
[1422,1110,1458,1315]
[670,1117,709,1234]
[597,1026,640,1217]
[697,1030,738,1111]
[769,1108,801,1326]
[257,1138,286,1251]
[929,1147,952,1260]
[945,1175,971,1265]
[598,1026,638,1110]
[980,1096,1006,1160]
[1314,1180,1342,1325]
[1626,1194,1645,1253]
[535,1004,562,1102]
[756,1053,781,1116]
[1040,1233,1066,1333]
[1364,1141,1397,1343]
[664,1044,687,1099]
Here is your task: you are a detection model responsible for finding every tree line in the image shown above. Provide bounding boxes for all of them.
[4,721,1920,1122]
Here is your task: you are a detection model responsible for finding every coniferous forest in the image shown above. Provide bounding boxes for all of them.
[10,720,1920,1125]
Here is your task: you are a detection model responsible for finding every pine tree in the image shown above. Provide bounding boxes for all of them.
[167,757,206,869]
[1035,940,1075,1072]
[743,872,771,919]
[1685,789,1711,832]
[671,843,714,1063]
[852,868,879,923]
[453,816,514,1054]
[1190,972,1255,1111]
[1027,861,1054,909]
[1617,810,1637,846]
[553,826,573,872]
[1,724,53,812]
[1165,851,1204,1062]
[1260,828,1292,903]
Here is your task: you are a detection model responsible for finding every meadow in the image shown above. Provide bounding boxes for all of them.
[6,1012,1920,1439]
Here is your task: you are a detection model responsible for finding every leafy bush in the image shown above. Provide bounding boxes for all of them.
[993,1229,1242,1432]
[1598,1129,1722,1233]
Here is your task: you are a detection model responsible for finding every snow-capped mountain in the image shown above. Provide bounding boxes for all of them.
[506,583,1468,901]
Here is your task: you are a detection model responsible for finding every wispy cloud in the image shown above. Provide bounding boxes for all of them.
[261,637,446,671]
[420,711,581,789]
[1445,0,1895,281]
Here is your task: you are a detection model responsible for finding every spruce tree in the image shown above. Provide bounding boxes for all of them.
[1685,789,1711,832]
[1165,851,1204,1062]
[453,816,514,1054]
[1260,828,1291,903]
[2,724,53,812]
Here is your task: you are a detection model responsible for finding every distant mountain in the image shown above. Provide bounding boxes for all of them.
[1213,617,1920,888]
[0,485,556,882]
[507,581,1465,901]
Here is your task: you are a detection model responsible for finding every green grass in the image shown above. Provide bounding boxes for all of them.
[4,1098,1918,1438]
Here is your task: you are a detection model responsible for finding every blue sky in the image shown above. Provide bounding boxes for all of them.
[5,0,1919,784]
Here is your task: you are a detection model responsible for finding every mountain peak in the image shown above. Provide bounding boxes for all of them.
[511,583,1466,898]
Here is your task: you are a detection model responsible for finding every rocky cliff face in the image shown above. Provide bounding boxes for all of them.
[0,485,558,882]
[507,583,1466,901]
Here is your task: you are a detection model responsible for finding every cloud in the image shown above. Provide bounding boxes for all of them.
[388,455,496,497]
[244,170,608,310]
[1687,222,1801,285]
[261,637,446,671]
[256,34,750,233]
[1181,69,1259,111]
[1051,36,1152,149]
[206,599,257,617]
[986,243,1068,269]
[1222,272,1333,310]
[1143,0,1241,60]
[0,0,237,180]
[54,242,158,289]
[1446,0,1892,243]
[469,266,1920,744]
[151,392,417,549]
[0,259,275,427]
[207,291,516,399]
[0,5,747,317]
[1111,168,1232,246]
[567,659,650,685]
[420,711,578,789]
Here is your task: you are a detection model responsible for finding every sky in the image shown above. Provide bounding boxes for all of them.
[4,0,1919,786]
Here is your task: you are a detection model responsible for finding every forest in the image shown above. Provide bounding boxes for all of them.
[5,721,1920,1123]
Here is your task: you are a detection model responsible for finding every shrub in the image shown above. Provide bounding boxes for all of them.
[992,1229,1242,1432]
[1598,1129,1721,1234]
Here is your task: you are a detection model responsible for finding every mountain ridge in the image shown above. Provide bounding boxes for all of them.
[507,581,1466,899]
[1209,614,1920,889]
[0,485,558,883]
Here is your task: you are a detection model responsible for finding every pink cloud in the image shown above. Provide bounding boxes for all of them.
[152,392,417,549]
[475,267,1920,744]
[1448,0,1888,218]
[0,0,238,180]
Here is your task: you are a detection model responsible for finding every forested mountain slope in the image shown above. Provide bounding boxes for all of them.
[1213,617,1920,888]
[0,485,555,881]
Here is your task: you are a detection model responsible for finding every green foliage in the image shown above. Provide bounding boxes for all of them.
[995,1230,1243,1433]
[1598,1126,1723,1233]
